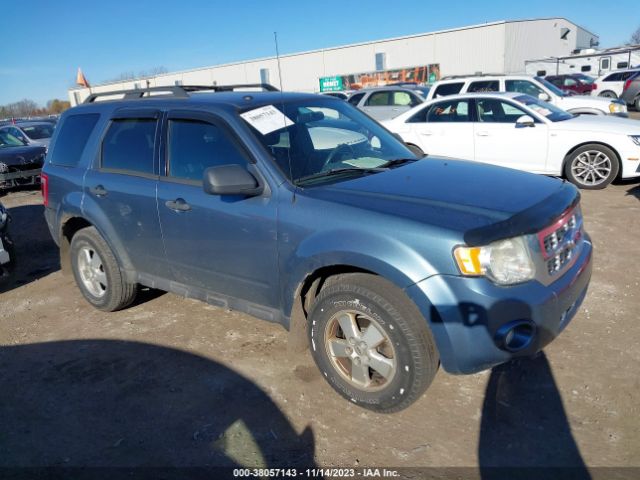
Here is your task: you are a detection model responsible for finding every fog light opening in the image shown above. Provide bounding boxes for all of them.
[495,320,536,352]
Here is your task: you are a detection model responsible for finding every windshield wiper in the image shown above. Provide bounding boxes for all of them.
[295,167,387,185]
[380,157,420,168]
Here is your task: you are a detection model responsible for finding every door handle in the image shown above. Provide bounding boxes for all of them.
[476,131,489,136]
[90,185,108,197]
[421,131,433,136]
[165,198,191,212]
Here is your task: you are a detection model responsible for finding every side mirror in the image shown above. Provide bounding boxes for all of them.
[538,92,550,102]
[203,164,263,196]
[515,115,535,128]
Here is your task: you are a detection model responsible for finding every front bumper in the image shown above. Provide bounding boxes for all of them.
[406,236,592,374]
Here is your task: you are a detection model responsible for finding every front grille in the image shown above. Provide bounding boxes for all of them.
[538,206,583,277]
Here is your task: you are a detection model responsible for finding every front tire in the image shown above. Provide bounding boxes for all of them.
[70,226,137,311]
[308,274,439,413]
[564,144,619,190]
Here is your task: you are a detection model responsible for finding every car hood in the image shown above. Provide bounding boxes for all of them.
[303,158,579,245]
[556,94,617,109]
[0,145,47,166]
[551,114,640,134]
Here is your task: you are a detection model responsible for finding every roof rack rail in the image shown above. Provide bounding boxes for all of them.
[440,73,507,80]
[83,83,279,104]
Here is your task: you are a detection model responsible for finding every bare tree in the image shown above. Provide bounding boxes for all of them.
[631,26,640,45]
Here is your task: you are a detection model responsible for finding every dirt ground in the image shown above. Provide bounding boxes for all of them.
[0,173,639,475]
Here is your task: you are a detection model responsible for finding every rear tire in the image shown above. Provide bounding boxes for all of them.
[308,273,439,413]
[598,91,617,99]
[70,226,137,311]
[564,144,619,190]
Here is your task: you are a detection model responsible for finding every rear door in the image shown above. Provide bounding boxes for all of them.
[361,90,421,120]
[156,110,278,308]
[473,98,548,173]
[404,98,474,160]
[83,109,168,279]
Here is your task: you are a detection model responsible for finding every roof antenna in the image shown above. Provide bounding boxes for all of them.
[274,31,295,199]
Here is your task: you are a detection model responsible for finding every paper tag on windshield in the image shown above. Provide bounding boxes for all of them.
[240,105,294,135]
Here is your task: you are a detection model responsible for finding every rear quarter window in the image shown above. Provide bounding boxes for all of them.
[49,113,100,167]
[467,80,499,92]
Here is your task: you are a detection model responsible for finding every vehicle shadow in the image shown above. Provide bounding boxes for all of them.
[478,352,591,480]
[625,183,640,200]
[0,203,59,294]
[0,339,316,476]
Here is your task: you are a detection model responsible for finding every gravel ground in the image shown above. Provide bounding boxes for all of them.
[0,172,638,476]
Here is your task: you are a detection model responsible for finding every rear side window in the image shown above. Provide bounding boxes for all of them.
[49,114,99,167]
[432,82,464,98]
[101,118,157,174]
[167,119,247,182]
[603,73,621,82]
[424,100,470,122]
[468,80,499,92]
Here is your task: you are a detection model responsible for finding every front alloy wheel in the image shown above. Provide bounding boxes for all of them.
[565,144,619,190]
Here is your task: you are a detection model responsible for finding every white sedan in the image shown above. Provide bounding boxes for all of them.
[383,92,640,189]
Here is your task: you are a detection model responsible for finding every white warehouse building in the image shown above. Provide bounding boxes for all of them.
[69,17,598,105]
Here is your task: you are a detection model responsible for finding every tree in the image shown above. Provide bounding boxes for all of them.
[631,26,640,45]
[46,99,71,114]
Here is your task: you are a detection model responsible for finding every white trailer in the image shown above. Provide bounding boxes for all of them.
[526,46,640,78]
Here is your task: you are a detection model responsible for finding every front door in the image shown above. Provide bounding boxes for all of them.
[156,111,278,308]
[473,98,549,173]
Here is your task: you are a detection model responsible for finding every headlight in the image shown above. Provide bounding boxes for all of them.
[630,135,640,146]
[454,236,536,285]
[609,102,627,114]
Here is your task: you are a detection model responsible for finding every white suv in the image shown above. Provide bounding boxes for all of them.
[592,69,640,99]
[426,75,628,117]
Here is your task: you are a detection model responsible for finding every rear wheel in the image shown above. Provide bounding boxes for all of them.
[598,91,617,99]
[308,273,439,413]
[70,227,137,311]
[564,144,619,190]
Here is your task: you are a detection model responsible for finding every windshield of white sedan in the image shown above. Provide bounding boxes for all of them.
[243,99,416,185]
[514,95,574,122]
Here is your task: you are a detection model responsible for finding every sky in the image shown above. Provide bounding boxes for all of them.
[1,0,639,106]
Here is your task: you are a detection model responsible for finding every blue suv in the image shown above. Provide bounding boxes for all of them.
[42,84,592,412]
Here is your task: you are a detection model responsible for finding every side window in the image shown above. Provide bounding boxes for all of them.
[564,78,578,86]
[505,80,544,97]
[50,113,100,167]
[365,92,390,106]
[617,62,628,69]
[101,118,157,174]
[620,71,635,81]
[476,99,528,123]
[390,91,415,106]
[347,93,365,106]
[604,73,621,82]
[467,80,499,92]
[425,100,470,123]
[433,82,464,97]
[581,65,592,72]
[167,119,247,182]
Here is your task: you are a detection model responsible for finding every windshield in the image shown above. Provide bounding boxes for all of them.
[575,74,595,84]
[20,123,54,139]
[534,76,567,97]
[0,130,26,148]
[242,99,417,185]
[513,95,574,122]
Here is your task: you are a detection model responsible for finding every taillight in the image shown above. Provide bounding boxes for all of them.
[41,173,49,207]
[624,79,633,91]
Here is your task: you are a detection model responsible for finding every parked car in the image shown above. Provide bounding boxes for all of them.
[383,92,640,189]
[0,200,14,279]
[621,74,640,111]
[0,130,46,191]
[0,121,55,149]
[592,69,640,99]
[545,74,595,95]
[427,75,628,116]
[43,84,592,412]
[346,86,425,121]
